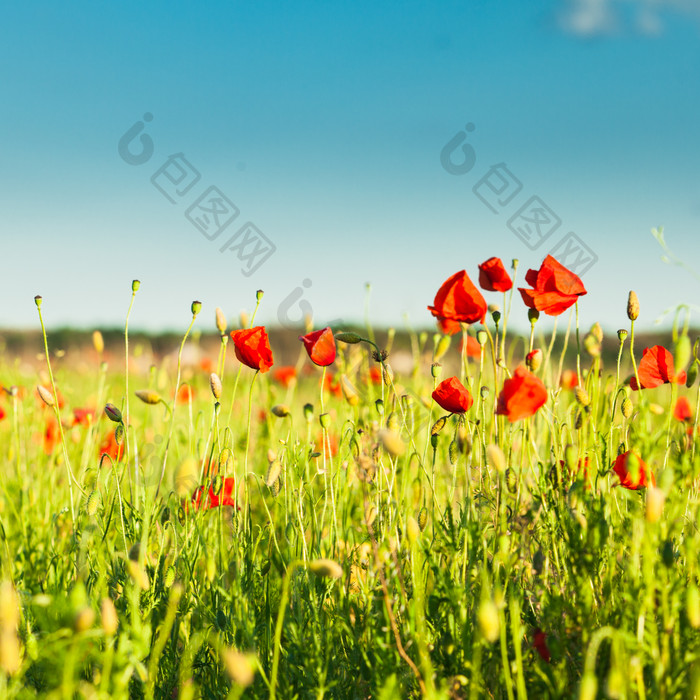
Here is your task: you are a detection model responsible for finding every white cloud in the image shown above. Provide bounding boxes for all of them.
[558,0,700,37]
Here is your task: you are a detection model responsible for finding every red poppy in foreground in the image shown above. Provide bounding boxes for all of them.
[432,377,473,414]
[674,396,693,422]
[478,257,512,293]
[560,369,579,390]
[192,476,237,510]
[299,327,336,366]
[496,367,548,422]
[272,366,297,387]
[230,326,274,373]
[630,345,687,390]
[518,255,587,316]
[428,270,487,333]
[612,450,654,490]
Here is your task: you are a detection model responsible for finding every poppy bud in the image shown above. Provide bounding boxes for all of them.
[219,448,233,473]
[486,444,506,474]
[590,322,603,344]
[434,334,451,361]
[687,360,699,388]
[506,468,518,493]
[309,559,343,579]
[575,387,590,407]
[163,566,176,589]
[265,460,282,487]
[617,329,628,341]
[135,390,161,405]
[215,307,227,335]
[583,333,601,358]
[208,373,222,400]
[480,385,489,399]
[92,330,104,354]
[104,403,122,423]
[37,385,54,407]
[303,403,314,423]
[448,439,458,465]
[271,404,290,418]
[406,516,421,545]
[256,290,264,302]
[375,399,384,416]
[382,364,394,386]
[86,490,100,516]
[319,413,331,430]
[132,280,140,292]
[477,599,500,643]
[528,308,539,324]
[418,507,428,531]
[526,349,542,372]
[335,332,362,344]
[430,434,438,449]
[675,334,691,376]
[627,291,640,321]
[431,416,448,435]
[491,310,501,325]
[621,398,633,418]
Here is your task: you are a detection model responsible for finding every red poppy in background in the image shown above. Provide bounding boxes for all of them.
[630,345,686,390]
[176,384,195,404]
[533,629,551,663]
[199,357,215,374]
[299,327,336,366]
[368,367,382,385]
[560,369,578,390]
[36,387,66,409]
[518,255,587,316]
[230,326,274,373]
[0,406,6,421]
[43,416,60,454]
[478,257,513,292]
[98,429,124,462]
[72,407,95,426]
[316,431,339,458]
[192,476,236,510]
[272,366,297,387]
[323,373,343,397]
[674,396,693,422]
[496,367,548,422]
[428,270,487,333]
[458,334,482,358]
[612,450,654,490]
[432,377,474,414]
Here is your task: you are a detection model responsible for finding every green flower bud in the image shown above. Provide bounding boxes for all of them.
[335,332,363,344]
[191,300,202,316]
[104,403,122,423]
[132,280,141,292]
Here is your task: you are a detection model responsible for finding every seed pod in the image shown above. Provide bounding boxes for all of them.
[382,364,394,386]
[135,390,161,405]
[627,291,640,321]
[269,477,281,497]
[528,308,540,324]
[375,398,384,416]
[617,329,628,341]
[621,397,633,418]
[209,373,222,399]
[417,507,428,531]
[191,300,202,316]
[687,360,699,388]
[219,447,233,473]
[430,434,438,449]
[477,330,488,347]
[86,490,100,516]
[431,362,442,379]
[319,413,331,430]
[37,385,54,407]
[303,403,314,423]
[480,385,490,400]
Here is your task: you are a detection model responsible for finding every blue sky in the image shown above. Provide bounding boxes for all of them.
[2,0,699,336]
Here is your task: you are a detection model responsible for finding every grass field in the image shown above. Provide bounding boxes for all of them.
[0,259,699,699]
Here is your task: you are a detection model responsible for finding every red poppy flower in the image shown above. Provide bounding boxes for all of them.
[0,406,6,421]
[176,384,195,404]
[533,629,551,663]
[192,476,236,509]
[496,367,548,422]
[368,367,382,385]
[432,377,474,414]
[316,431,339,458]
[199,357,215,374]
[299,327,336,366]
[230,326,274,373]
[458,334,482,358]
[478,257,513,293]
[323,373,343,397]
[272,366,297,387]
[630,345,687,390]
[428,270,487,333]
[518,255,587,316]
[612,450,654,490]
[674,396,693,422]
[43,416,60,454]
[72,407,95,426]
[98,429,124,462]
[560,369,578,390]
